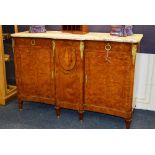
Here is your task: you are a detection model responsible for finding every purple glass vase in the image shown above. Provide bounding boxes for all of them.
[110,25,133,37]
[29,25,46,33]
[124,25,133,36]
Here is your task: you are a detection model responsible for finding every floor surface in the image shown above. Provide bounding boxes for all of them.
[0,99,155,129]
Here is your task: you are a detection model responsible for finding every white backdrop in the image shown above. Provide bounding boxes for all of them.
[134,53,155,111]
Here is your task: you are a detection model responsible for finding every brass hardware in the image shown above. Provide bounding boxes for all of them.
[85,74,88,84]
[12,39,14,48]
[31,39,35,45]
[105,43,111,51]
[57,116,60,119]
[52,40,55,57]
[52,41,55,80]
[105,56,111,63]
[52,71,54,79]
[80,41,84,60]
[132,44,137,64]
[105,43,111,63]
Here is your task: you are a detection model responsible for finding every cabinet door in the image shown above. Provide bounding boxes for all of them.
[84,41,134,116]
[14,38,55,103]
[55,40,83,110]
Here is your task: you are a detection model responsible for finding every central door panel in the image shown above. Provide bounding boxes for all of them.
[55,40,83,110]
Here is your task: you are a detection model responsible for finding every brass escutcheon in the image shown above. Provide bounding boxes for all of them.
[105,43,111,51]
[31,39,35,45]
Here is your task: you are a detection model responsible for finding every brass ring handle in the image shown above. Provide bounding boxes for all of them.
[105,43,111,51]
[31,39,35,45]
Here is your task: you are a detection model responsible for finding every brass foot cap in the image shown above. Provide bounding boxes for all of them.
[57,116,60,119]
[80,120,83,123]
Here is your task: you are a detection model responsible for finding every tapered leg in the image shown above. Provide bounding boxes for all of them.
[55,106,60,119]
[79,111,84,122]
[18,98,23,111]
[125,119,132,129]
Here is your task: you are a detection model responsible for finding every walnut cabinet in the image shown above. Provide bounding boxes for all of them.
[13,36,141,128]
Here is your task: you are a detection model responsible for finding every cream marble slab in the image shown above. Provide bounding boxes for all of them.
[11,31,143,43]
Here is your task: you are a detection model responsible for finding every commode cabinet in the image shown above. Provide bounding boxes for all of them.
[12,31,142,128]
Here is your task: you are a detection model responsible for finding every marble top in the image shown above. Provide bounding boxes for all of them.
[11,31,143,43]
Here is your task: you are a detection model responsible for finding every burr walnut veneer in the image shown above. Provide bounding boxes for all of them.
[12,31,143,128]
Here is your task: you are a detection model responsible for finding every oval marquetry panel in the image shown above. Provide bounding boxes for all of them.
[59,47,76,71]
